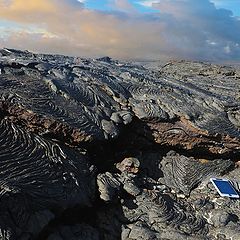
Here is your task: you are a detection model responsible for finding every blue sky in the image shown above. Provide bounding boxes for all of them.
[0,0,239,61]
[84,0,240,16]
[210,0,240,16]
[84,0,159,12]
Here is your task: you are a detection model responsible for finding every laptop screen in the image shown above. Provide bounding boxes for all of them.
[213,179,238,195]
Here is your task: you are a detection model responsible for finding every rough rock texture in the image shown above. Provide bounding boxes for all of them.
[0,48,240,239]
[161,151,233,194]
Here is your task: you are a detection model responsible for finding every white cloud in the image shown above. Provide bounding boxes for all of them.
[224,45,231,54]
[206,40,217,45]
[137,0,160,7]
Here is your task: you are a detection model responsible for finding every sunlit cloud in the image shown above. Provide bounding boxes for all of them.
[113,0,136,12]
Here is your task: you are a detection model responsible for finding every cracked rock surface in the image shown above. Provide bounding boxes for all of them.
[0,48,240,239]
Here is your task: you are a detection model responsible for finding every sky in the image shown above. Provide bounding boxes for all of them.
[0,0,239,61]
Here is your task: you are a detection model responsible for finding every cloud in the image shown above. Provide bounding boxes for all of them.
[150,0,240,59]
[138,1,160,7]
[113,0,136,12]
[0,0,239,61]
